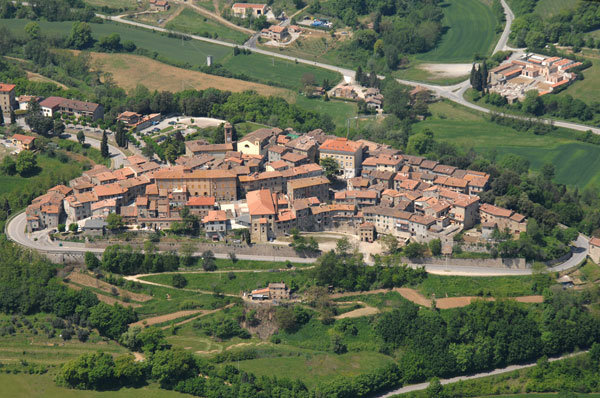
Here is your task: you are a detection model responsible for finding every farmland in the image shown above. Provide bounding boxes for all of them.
[534,0,578,17]
[415,0,498,62]
[165,8,249,44]
[414,101,600,188]
[88,52,293,98]
[0,19,342,91]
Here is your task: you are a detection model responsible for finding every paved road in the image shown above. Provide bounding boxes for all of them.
[170,0,255,35]
[493,0,517,54]
[378,351,586,397]
[6,212,588,276]
[64,130,127,169]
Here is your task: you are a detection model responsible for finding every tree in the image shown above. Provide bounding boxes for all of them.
[320,157,339,182]
[24,21,39,39]
[151,349,198,389]
[0,155,16,175]
[85,252,101,270]
[406,129,435,155]
[429,239,442,256]
[380,234,399,254]
[331,334,347,354]
[77,130,85,145]
[275,306,296,332]
[58,352,116,390]
[541,163,555,181]
[336,237,351,255]
[404,242,425,258]
[201,250,216,271]
[51,120,65,137]
[522,90,543,115]
[426,377,446,398]
[58,224,66,232]
[100,131,109,158]
[68,21,94,49]
[15,150,37,176]
[172,274,188,288]
[69,223,78,232]
[106,213,124,231]
[25,100,53,136]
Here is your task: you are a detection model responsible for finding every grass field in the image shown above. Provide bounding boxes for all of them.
[292,95,357,128]
[0,153,85,195]
[534,0,578,17]
[414,101,600,188]
[83,0,143,10]
[416,0,497,62]
[0,19,342,91]
[0,374,190,398]
[88,51,293,98]
[557,57,600,103]
[139,269,310,295]
[236,351,393,388]
[418,274,541,298]
[165,8,249,44]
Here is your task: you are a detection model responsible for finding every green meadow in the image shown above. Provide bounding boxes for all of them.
[416,0,498,62]
[414,101,600,189]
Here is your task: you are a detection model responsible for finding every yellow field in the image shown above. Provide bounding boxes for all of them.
[89,52,294,99]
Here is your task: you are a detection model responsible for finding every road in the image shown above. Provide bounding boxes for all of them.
[377,351,586,397]
[64,129,127,169]
[170,0,254,35]
[5,212,588,276]
[493,0,519,54]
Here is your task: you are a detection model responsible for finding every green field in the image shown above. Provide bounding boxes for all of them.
[417,274,543,298]
[0,153,85,195]
[414,101,600,188]
[534,0,578,17]
[83,0,143,10]
[293,95,357,128]
[558,57,600,103]
[0,19,341,91]
[165,8,249,44]
[0,374,190,398]
[236,351,394,388]
[140,269,310,295]
[416,0,497,62]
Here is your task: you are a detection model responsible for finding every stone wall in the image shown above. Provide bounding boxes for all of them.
[401,256,528,269]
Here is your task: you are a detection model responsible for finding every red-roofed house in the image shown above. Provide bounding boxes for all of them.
[0,83,17,122]
[247,189,276,242]
[319,137,364,179]
[10,134,36,150]
[479,203,526,236]
[203,210,228,240]
[186,196,216,218]
[589,237,600,263]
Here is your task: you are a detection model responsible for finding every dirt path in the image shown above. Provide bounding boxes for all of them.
[130,309,204,328]
[331,288,543,310]
[67,272,152,302]
[160,303,236,330]
[66,282,141,308]
[172,0,255,34]
[335,301,379,319]
[133,352,145,361]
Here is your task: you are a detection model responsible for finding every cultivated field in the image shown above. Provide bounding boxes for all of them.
[0,374,188,398]
[165,8,249,44]
[558,57,600,103]
[416,0,497,62]
[89,52,293,98]
[414,101,600,188]
[534,0,578,17]
[0,19,342,91]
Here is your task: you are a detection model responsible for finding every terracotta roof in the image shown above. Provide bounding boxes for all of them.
[94,183,126,197]
[276,210,296,222]
[480,203,513,218]
[49,185,72,196]
[126,155,147,165]
[59,98,101,113]
[247,189,276,216]
[268,145,288,154]
[187,196,215,206]
[269,25,286,33]
[185,141,234,153]
[203,210,227,223]
[590,237,600,247]
[0,83,16,92]
[153,169,236,180]
[287,176,329,190]
[281,152,306,163]
[91,199,117,211]
[74,191,97,204]
[319,137,362,153]
[136,196,148,206]
[12,134,36,144]
[232,3,266,8]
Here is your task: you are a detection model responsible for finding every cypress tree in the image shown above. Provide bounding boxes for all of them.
[356,65,364,85]
[480,60,488,88]
[101,131,109,158]
[469,64,476,86]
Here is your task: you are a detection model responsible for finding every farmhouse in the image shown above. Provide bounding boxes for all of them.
[261,25,289,41]
[231,3,267,17]
[149,0,170,10]
[10,134,36,150]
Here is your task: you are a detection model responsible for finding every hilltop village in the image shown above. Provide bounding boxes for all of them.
[25,121,526,250]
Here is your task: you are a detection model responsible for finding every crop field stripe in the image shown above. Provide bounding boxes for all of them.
[416,0,497,62]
